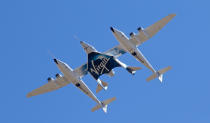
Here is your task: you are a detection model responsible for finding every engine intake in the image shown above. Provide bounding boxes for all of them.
[47,77,53,82]
[129,32,134,37]
[55,73,61,78]
[137,27,143,31]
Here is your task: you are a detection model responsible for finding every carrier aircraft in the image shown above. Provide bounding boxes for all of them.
[109,14,176,82]
[27,58,115,113]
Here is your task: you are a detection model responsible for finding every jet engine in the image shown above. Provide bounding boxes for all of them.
[129,32,135,38]
[55,73,61,78]
[137,27,143,32]
[47,77,54,82]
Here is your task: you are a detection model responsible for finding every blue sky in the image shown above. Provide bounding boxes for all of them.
[0,0,210,122]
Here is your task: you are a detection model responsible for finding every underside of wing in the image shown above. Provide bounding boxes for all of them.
[103,45,127,58]
[134,14,176,46]
[27,76,70,98]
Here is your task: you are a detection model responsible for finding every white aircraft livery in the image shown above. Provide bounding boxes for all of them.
[27,58,116,113]
[109,14,176,82]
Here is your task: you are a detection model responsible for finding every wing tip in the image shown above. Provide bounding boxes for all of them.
[169,13,176,17]
[26,93,32,98]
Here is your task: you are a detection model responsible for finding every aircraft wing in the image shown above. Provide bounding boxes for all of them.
[27,76,70,98]
[103,14,175,57]
[103,45,126,57]
[130,14,176,46]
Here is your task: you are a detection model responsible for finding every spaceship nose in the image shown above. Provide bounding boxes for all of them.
[80,41,89,48]
[80,41,84,44]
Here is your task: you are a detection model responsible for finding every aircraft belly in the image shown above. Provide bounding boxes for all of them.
[119,39,131,52]
[60,69,100,103]
[134,49,156,73]
[75,80,100,104]
[119,37,137,53]
[118,38,156,73]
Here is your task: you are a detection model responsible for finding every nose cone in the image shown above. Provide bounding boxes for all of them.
[80,41,84,44]
[53,58,72,71]
[110,27,125,39]
[54,59,58,64]
[110,27,122,35]
[80,41,97,54]
[54,58,62,65]
[80,41,89,49]
[110,27,115,33]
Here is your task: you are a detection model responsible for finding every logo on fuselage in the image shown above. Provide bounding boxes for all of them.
[90,56,110,75]
[87,52,121,80]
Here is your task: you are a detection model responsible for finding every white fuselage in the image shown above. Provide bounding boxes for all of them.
[113,31,136,52]
[54,59,101,104]
[111,28,156,73]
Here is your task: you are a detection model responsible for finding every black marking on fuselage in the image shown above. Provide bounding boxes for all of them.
[75,83,80,87]
[75,83,89,94]
[131,52,137,56]
[131,52,145,63]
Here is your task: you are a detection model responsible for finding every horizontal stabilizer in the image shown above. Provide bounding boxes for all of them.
[96,80,108,93]
[126,66,142,75]
[91,97,116,113]
[146,66,171,82]
[103,97,116,105]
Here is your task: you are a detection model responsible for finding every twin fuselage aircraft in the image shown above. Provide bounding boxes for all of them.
[27,14,176,113]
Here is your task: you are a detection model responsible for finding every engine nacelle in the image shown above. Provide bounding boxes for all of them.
[137,27,144,32]
[55,73,62,78]
[129,32,135,37]
[47,77,54,82]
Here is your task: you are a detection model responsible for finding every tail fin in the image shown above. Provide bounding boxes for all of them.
[91,97,116,113]
[96,80,108,93]
[146,66,171,82]
[126,66,142,75]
